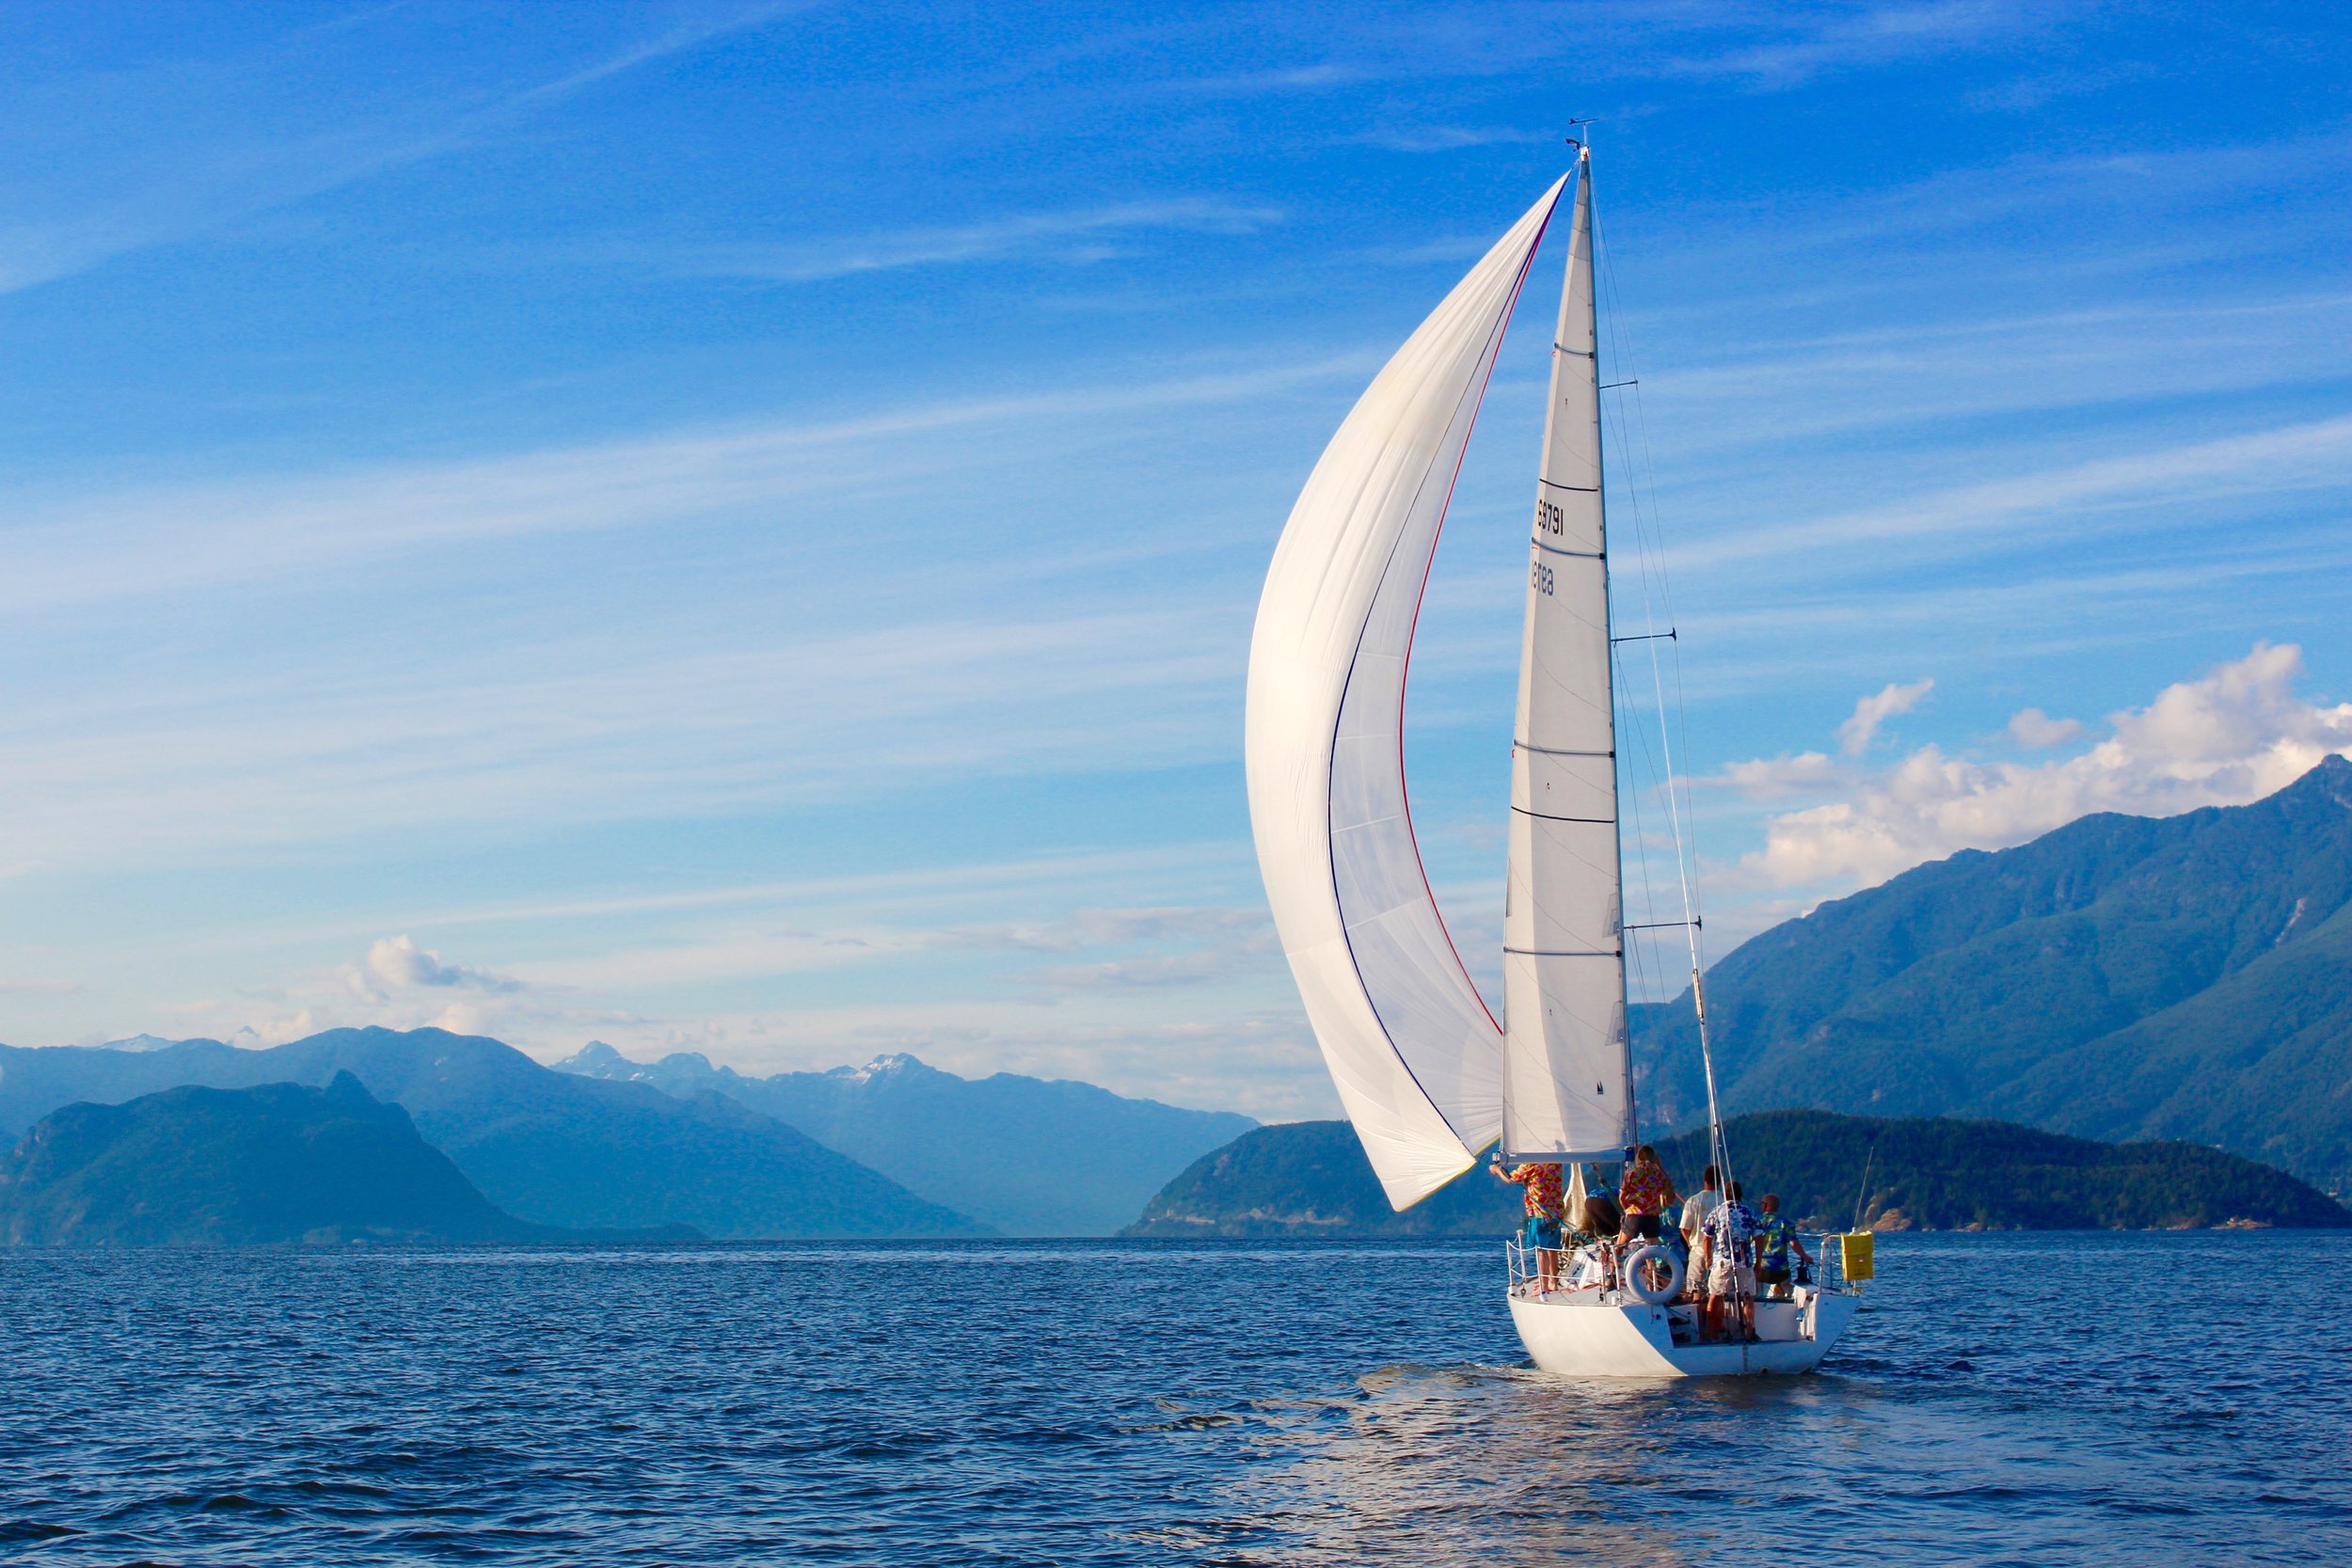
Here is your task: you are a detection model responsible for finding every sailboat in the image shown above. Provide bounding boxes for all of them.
[1244,149,1859,1377]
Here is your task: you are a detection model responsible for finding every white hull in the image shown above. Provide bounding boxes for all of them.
[1508,1285,1859,1378]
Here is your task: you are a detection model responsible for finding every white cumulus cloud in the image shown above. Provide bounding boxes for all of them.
[1736,643,2352,891]
[1836,678,1935,754]
[2005,706,2084,748]
[358,935,521,997]
[1716,750,1842,800]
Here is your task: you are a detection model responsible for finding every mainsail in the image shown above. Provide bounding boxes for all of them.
[1246,179,1562,1208]
[1502,153,1635,1161]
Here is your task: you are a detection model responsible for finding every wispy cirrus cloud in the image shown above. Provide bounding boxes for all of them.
[1640,292,2352,456]
[0,4,801,295]
[0,607,1242,873]
[1157,61,1383,96]
[505,904,1277,994]
[1,351,1355,620]
[0,978,80,998]
[0,342,1374,880]
[669,198,1282,283]
[1668,412,2352,578]
[1355,123,1552,153]
[935,905,1268,955]
[1672,1,2032,88]
[1004,906,1279,996]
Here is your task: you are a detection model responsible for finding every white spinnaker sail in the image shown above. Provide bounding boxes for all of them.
[1502,154,1635,1160]
[1247,179,1563,1209]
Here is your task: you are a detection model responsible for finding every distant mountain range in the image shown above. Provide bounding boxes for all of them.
[1632,755,2352,1195]
[0,1073,694,1246]
[15,760,2346,1239]
[1126,1111,2351,1237]
[0,1028,979,1239]
[553,1043,1255,1236]
[0,1027,1253,1240]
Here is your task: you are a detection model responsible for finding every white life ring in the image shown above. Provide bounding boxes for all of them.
[1621,1243,1683,1305]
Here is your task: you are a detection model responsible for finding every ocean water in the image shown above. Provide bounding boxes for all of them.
[2,1233,2346,1565]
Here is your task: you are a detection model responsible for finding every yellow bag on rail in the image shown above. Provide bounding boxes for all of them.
[1839,1231,1875,1283]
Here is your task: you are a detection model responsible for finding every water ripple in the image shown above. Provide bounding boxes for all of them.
[2,1234,2347,1563]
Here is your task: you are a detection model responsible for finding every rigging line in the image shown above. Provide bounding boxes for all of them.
[1599,454,1676,1094]
[1605,464,1675,995]
[1589,193,1708,979]
[1602,268,1728,1193]
[1593,164,1730,1192]
[1613,631,1666,928]
[1613,616,1672,1045]
[1613,640,1662,1008]
[1613,627,1679,1150]
[1591,184,1679,635]
[1609,348,1717,1012]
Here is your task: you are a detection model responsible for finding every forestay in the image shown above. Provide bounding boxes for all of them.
[1502,153,1635,1161]
[1246,179,1563,1209]
[1505,156,1637,1165]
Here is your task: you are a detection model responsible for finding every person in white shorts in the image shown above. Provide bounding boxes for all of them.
[1696,1180,1761,1343]
[1677,1164,1722,1306]
[1678,1164,1722,1249]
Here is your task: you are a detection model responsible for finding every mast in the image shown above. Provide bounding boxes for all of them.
[1592,150,1641,1150]
[1499,148,1636,1163]
[1583,144,1729,1194]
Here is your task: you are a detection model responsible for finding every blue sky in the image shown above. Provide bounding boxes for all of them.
[5,2,2349,1118]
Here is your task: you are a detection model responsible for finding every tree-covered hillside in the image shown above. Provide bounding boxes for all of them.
[1124,1110,2349,1237]
[0,1073,641,1246]
[0,1028,984,1239]
[1630,755,2352,1194]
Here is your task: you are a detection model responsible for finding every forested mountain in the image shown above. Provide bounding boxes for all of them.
[555,1043,1255,1235]
[0,1028,982,1239]
[1125,1111,2350,1237]
[1632,755,2352,1194]
[0,1073,691,1246]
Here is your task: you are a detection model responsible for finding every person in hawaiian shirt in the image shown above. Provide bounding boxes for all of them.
[1492,1155,1565,1294]
[1754,1194,1814,1298]
[1615,1144,1679,1243]
[1695,1180,1761,1343]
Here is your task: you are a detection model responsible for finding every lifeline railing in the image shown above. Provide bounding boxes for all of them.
[1507,1230,1857,1297]
[1800,1232,1853,1292]
[1504,1234,1621,1297]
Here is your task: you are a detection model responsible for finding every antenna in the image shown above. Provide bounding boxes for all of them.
[1565,116,1598,155]
[1851,1136,1880,1232]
